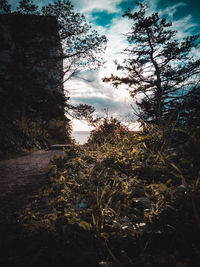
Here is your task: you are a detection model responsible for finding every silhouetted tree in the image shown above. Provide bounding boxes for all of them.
[178,86,200,127]
[15,0,107,78]
[0,0,107,149]
[1,0,106,123]
[40,0,107,121]
[17,0,39,15]
[0,0,11,13]
[41,0,106,79]
[1,0,107,124]
[103,3,200,127]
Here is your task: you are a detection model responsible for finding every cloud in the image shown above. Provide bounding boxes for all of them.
[105,16,130,58]
[153,1,198,36]
[172,15,198,37]
[71,95,134,121]
[66,68,134,122]
[68,70,115,99]
[192,47,200,58]
[65,1,135,124]
[72,95,128,111]
[161,2,187,18]
[72,0,122,14]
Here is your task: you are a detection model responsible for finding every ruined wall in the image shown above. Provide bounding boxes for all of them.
[0,14,64,121]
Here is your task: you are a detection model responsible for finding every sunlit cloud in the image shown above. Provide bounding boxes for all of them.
[67,69,133,120]
[72,0,122,14]
[68,0,199,131]
[8,0,198,131]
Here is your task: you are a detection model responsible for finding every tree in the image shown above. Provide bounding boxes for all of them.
[0,13,71,144]
[16,0,39,15]
[15,0,107,121]
[103,3,200,126]
[0,0,106,150]
[1,0,106,124]
[40,0,107,122]
[0,0,11,13]
[41,0,106,79]
[178,86,200,127]
[16,0,107,79]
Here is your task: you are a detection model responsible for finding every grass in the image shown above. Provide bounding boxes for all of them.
[1,125,200,266]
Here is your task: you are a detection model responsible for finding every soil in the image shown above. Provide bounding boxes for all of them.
[0,149,66,219]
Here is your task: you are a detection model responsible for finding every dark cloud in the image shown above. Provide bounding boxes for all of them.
[71,95,134,119]
[8,0,198,130]
[72,70,116,99]
[75,70,99,83]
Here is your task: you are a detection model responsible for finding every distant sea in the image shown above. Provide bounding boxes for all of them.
[71,131,91,144]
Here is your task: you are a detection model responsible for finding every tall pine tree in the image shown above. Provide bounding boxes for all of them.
[103,3,200,127]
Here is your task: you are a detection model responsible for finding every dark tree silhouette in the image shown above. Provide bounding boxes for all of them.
[16,0,107,80]
[1,0,107,123]
[0,0,107,124]
[103,3,200,127]
[41,0,107,79]
[16,0,39,15]
[0,0,107,150]
[0,0,11,13]
[40,0,107,121]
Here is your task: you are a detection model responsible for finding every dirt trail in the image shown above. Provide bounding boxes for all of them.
[0,150,65,218]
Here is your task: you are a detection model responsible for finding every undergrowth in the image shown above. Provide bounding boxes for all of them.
[0,117,71,159]
[1,121,200,266]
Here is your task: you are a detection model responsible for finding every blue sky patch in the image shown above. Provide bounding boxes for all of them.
[5,0,200,131]
[117,0,137,12]
[156,0,199,34]
[91,10,117,27]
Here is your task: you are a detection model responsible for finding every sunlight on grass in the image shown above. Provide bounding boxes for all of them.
[19,119,200,266]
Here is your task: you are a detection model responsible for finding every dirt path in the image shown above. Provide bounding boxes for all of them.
[0,150,65,218]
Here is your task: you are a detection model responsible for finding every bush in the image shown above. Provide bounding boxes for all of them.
[87,117,130,146]
[44,117,72,145]
[0,115,72,158]
[0,117,49,157]
[18,126,200,266]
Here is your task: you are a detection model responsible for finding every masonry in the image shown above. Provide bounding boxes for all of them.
[0,14,64,122]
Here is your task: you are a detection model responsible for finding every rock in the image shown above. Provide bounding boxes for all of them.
[50,144,72,150]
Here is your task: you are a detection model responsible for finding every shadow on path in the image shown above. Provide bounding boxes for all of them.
[0,150,66,219]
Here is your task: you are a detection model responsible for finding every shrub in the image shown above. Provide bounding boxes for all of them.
[87,117,130,146]
[19,126,200,266]
[0,117,49,157]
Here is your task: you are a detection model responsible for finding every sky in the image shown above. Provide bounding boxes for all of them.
[7,0,200,131]
[69,0,200,131]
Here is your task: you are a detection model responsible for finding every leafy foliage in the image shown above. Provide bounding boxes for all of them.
[0,117,49,158]
[0,0,11,13]
[16,0,39,15]
[0,0,107,154]
[88,117,130,145]
[41,0,107,75]
[11,125,200,266]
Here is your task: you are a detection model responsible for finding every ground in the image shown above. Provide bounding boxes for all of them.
[0,149,65,219]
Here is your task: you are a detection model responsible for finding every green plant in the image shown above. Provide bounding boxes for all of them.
[17,126,200,266]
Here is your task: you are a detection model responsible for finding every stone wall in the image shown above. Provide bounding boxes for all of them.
[0,14,64,121]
